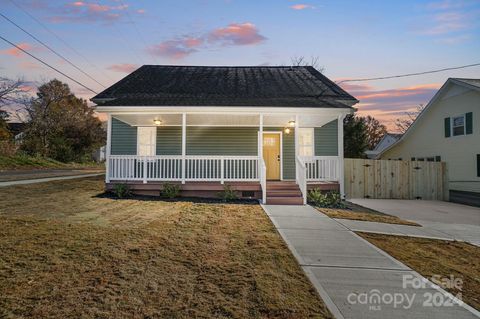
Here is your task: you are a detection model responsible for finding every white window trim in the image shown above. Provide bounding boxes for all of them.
[137,127,157,156]
[451,114,466,137]
[298,127,315,157]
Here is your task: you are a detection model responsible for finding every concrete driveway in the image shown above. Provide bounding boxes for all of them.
[349,199,480,246]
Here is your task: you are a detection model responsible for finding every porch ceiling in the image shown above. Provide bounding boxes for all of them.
[113,113,339,127]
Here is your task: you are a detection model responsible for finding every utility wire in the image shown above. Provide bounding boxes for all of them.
[0,12,106,88]
[8,0,114,83]
[0,35,98,94]
[337,63,480,84]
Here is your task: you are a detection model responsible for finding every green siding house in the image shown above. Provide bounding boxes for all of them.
[93,65,358,205]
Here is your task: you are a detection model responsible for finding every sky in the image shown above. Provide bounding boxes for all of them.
[1,0,479,130]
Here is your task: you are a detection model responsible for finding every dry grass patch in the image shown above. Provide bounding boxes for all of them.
[316,201,419,226]
[359,233,480,310]
[0,176,331,318]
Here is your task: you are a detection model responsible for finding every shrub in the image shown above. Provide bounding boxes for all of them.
[218,184,238,202]
[162,183,181,199]
[308,189,344,208]
[113,183,131,198]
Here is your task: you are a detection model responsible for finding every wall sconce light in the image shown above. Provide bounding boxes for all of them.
[284,127,291,134]
[153,119,162,126]
[288,120,296,127]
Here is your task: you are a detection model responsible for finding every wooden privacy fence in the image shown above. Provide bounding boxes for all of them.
[344,159,447,200]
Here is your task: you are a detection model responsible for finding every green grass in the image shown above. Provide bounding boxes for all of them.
[0,154,102,170]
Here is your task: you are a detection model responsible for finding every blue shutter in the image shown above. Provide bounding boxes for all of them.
[444,117,451,138]
[466,112,473,135]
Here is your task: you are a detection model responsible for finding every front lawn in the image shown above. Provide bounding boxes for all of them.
[0,176,331,318]
[359,233,480,310]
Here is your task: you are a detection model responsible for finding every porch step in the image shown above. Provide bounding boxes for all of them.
[265,181,303,205]
[267,190,302,197]
[266,196,304,205]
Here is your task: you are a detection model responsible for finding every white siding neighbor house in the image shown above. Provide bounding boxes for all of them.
[380,78,480,207]
[365,133,402,159]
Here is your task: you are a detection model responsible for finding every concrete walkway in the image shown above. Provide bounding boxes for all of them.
[262,205,479,319]
[0,173,104,187]
[350,199,480,247]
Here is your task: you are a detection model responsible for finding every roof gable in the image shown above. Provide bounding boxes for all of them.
[92,65,358,108]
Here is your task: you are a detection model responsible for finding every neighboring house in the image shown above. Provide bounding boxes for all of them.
[365,133,403,159]
[380,78,480,207]
[6,122,26,144]
[92,65,358,205]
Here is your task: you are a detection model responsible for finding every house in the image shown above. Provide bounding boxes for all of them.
[6,122,26,144]
[380,78,480,207]
[365,133,402,159]
[92,65,358,205]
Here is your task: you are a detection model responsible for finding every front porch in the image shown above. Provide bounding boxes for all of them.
[105,109,346,204]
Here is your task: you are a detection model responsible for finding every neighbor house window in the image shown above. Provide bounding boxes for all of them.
[452,115,465,136]
[477,154,480,177]
[137,127,156,156]
[298,128,314,156]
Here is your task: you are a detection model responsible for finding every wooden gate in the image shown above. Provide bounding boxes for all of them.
[344,159,447,200]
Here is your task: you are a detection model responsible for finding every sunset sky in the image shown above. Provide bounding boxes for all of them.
[1,0,479,130]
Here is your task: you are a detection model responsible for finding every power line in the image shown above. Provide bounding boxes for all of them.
[0,12,106,88]
[337,63,480,84]
[8,0,115,83]
[0,34,98,94]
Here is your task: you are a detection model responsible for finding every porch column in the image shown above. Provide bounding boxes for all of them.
[338,114,345,198]
[105,114,112,183]
[182,113,186,184]
[294,114,299,157]
[258,114,263,158]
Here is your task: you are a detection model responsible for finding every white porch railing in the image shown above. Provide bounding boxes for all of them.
[108,155,260,183]
[295,156,307,204]
[301,156,340,181]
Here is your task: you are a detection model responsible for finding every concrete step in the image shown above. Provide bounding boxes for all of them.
[267,190,302,197]
[266,196,304,205]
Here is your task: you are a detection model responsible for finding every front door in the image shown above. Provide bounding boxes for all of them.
[263,133,281,180]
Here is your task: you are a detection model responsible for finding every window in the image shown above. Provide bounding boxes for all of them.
[137,127,156,156]
[298,128,314,156]
[427,157,435,162]
[452,115,465,136]
[435,156,442,162]
[411,157,416,161]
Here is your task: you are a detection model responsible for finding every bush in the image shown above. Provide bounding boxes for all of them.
[308,189,344,208]
[162,183,181,199]
[218,184,238,202]
[113,183,131,198]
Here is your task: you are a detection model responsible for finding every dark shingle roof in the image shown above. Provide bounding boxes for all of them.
[92,65,358,108]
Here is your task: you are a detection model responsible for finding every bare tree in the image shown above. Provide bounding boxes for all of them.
[395,104,425,133]
[0,77,29,106]
[290,55,325,73]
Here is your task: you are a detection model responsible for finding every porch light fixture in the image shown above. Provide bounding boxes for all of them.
[288,120,295,127]
[153,119,162,126]
[284,127,291,134]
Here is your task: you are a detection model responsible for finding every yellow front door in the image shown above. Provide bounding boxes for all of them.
[263,133,281,180]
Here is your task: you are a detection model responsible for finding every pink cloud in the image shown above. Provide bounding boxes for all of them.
[148,22,266,59]
[338,82,441,130]
[137,9,146,14]
[107,63,139,73]
[148,38,203,60]
[0,43,38,57]
[290,4,314,10]
[208,23,266,45]
[47,1,133,24]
